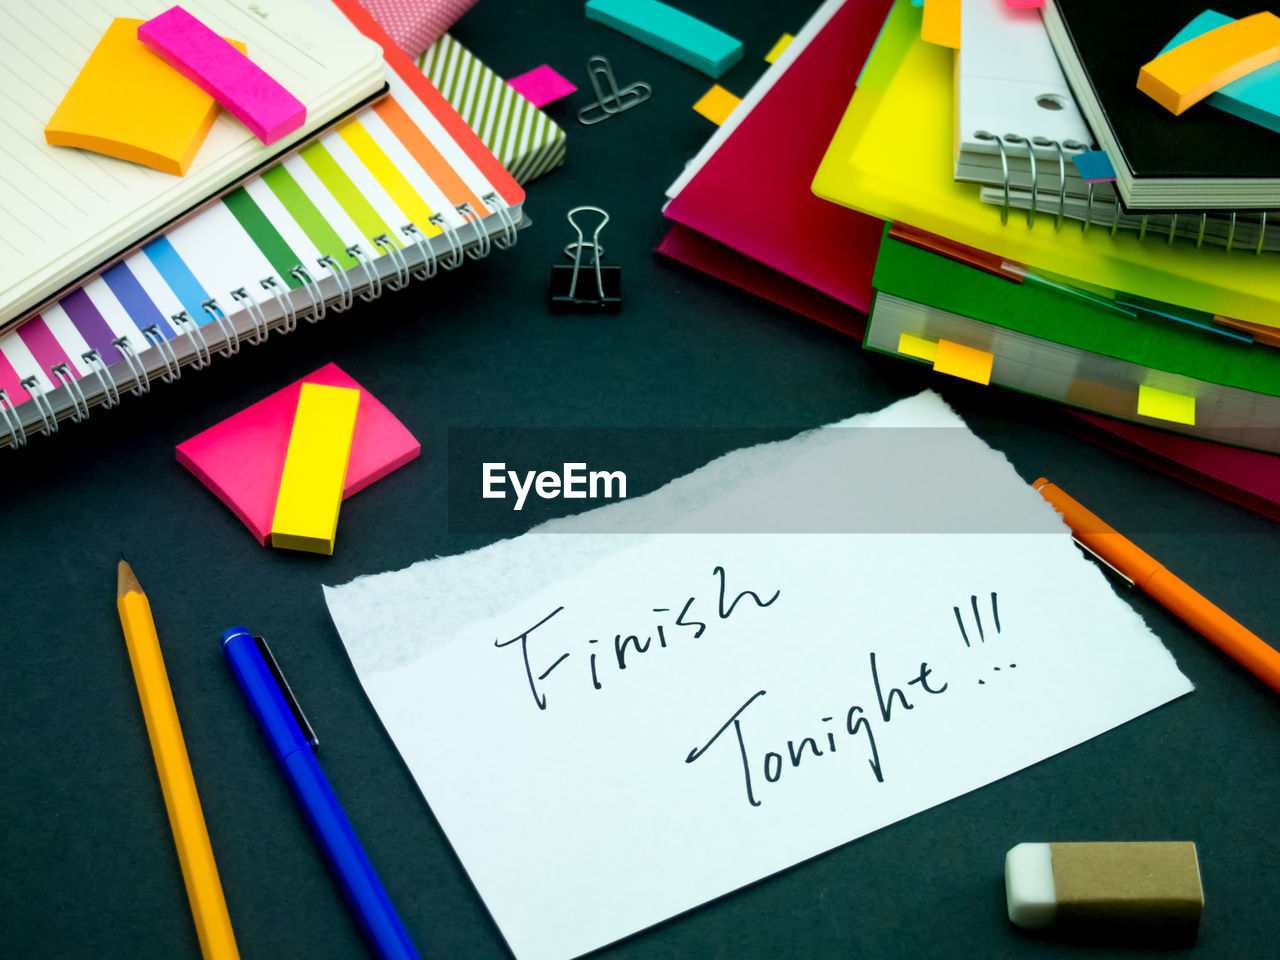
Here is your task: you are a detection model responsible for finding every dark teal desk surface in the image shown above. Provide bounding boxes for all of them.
[3,2,1278,957]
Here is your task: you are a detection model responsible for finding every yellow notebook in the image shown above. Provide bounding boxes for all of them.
[812,0,1280,328]
[45,19,247,176]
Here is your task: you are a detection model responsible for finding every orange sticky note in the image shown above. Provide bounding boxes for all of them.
[933,339,994,385]
[1137,12,1280,115]
[1137,384,1197,425]
[921,0,960,49]
[45,18,246,175]
[693,84,741,125]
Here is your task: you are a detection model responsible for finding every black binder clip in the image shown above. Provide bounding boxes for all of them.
[577,55,651,125]
[550,206,621,314]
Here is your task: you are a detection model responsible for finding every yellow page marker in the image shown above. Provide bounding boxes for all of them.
[45,19,246,175]
[921,0,960,49]
[765,34,794,63]
[933,339,993,384]
[270,384,361,554]
[897,332,938,361]
[693,85,741,124]
[1137,384,1196,425]
[1137,12,1280,115]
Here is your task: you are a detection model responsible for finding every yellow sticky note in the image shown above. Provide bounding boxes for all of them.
[1137,12,1280,115]
[270,384,361,555]
[921,0,961,49]
[693,84,741,125]
[1137,384,1196,425]
[897,332,938,361]
[765,34,794,63]
[933,339,993,385]
[44,19,246,175]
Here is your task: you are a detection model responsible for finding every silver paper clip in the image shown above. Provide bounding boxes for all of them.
[577,55,651,125]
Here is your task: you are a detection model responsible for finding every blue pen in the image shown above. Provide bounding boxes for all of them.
[222,628,422,960]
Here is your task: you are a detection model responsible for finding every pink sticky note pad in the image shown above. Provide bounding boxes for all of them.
[138,5,306,144]
[177,364,419,544]
[508,65,577,108]
[1005,0,1044,6]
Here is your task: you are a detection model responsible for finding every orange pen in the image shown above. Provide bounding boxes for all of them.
[1034,478,1280,695]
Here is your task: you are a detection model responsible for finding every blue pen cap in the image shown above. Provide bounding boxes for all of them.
[222,627,312,758]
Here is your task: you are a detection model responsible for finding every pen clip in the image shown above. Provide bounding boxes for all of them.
[1072,537,1136,590]
[255,635,319,750]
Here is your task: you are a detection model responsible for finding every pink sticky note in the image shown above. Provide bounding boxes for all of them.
[507,65,577,108]
[138,5,306,144]
[177,364,419,544]
[1004,0,1045,6]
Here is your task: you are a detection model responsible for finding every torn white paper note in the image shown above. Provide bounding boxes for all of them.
[324,392,1192,960]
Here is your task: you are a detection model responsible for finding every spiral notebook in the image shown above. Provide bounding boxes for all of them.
[0,0,524,451]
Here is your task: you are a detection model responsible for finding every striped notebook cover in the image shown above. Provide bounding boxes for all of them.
[0,0,524,451]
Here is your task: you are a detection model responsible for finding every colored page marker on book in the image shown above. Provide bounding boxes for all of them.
[508,65,577,107]
[584,0,744,78]
[1071,150,1117,184]
[764,34,793,63]
[897,333,938,362]
[933,339,993,385]
[44,19,246,175]
[138,6,306,144]
[1004,0,1044,8]
[692,84,740,125]
[1161,11,1280,135]
[1137,11,1280,115]
[921,0,960,50]
[271,383,362,554]
[1137,384,1196,426]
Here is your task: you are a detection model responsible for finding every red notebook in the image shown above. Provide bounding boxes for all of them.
[660,0,892,314]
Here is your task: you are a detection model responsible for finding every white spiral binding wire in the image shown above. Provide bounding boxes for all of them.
[3,193,520,449]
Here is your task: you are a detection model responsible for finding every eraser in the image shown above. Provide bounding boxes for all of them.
[508,65,577,107]
[1005,842,1203,942]
[1137,11,1280,115]
[270,383,361,554]
[584,0,743,79]
[138,5,306,144]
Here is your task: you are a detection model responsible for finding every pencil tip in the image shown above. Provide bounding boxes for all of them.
[117,557,141,598]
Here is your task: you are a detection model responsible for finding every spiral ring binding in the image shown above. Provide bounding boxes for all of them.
[483,193,518,249]
[82,350,120,409]
[173,312,213,369]
[1168,213,1177,245]
[317,255,355,311]
[428,213,465,269]
[202,298,241,355]
[1196,214,1207,248]
[0,389,24,448]
[1038,138,1068,231]
[113,336,150,396]
[401,223,439,281]
[1258,213,1268,255]
[290,264,326,323]
[230,287,269,344]
[1002,135,1039,227]
[973,132,1010,225]
[20,376,57,435]
[51,363,91,423]
[261,276,298,333]
[144,325,182,382]
[373,234,411,291]
[457,203,491,260]
[345,245,382,303]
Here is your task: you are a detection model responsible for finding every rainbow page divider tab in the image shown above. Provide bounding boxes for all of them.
[139,6,306,144]
[44,19,246,175]
[933,339,993,385]
[1137,384,1197,425]
[765,34,794,63]
[897,332,939,361]
[921,0,960,50]
[1137,11,1280,115]
[270,384,362,554]
[692,85,740,125]
[584,0,744,78]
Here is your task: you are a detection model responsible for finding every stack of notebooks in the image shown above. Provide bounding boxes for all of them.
[660,0,1280,520]
[0,0,525,449]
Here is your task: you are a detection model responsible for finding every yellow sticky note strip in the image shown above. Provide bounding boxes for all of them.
[693,84,741,125]
[44,19,246,175]
[1137,384,1196,425]
[765,33,794,63]
[1137,12,1280,115]
[921,0,961,49]
[897,332,938,361]
[933,339,993,385]
[270,384,362,555]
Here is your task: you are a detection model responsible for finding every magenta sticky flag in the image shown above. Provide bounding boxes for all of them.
[177,364,419,544]
[138,5,306,144]
[1005,0,1044,6]
[508,64,577,108]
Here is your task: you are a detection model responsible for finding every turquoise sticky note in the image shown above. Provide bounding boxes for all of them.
[1160,10,1280,134]
[1072,150,1117,183]
[584,0,743,78]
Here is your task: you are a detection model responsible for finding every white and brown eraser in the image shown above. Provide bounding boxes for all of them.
[1005,842,1203,942]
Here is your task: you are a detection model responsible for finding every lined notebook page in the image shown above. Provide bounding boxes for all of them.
[0,0,384,326]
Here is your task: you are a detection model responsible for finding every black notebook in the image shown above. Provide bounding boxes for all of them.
[1043,0,1280,210]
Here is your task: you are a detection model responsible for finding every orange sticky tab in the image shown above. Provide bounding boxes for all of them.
[897,332,939,361]
[1137,384,1196,425]
[1137,12,1280,115]
[921,0,961,49]
[693,84,741,125]
[933,339,993,384]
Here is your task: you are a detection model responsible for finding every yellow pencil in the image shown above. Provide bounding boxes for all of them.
[116,558,239,960]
